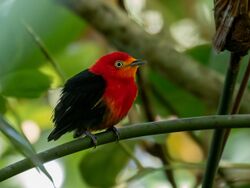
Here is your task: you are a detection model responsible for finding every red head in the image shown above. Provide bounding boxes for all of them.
[90,51,145,81]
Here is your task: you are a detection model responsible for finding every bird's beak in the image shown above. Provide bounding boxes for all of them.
[130,59,147,67]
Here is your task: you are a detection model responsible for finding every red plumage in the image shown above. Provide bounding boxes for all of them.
[48,51,144,142]
[90,52,138,129]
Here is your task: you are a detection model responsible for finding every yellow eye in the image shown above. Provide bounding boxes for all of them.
[114,60,124,68]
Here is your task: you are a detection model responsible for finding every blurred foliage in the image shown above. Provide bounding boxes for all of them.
[0,95,7,113]
[148,69,206,116]
[0,116,53,184]
[0,70,51,98]
[0,0,250,187]
[167,132,204,163]
[79,142,135,187]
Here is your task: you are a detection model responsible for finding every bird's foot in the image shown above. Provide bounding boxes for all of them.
[84,130,98,147]
[107,126,120,141]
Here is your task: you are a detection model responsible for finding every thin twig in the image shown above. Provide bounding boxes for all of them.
[149,81,206,186]
[137,70,154,121]
[119,142,144,170]
[22,21,66,82]
[232,57,250,113]
[137,70,177,188]
[202,53,241,188]
[126,160,250,183]
[222,57,250,153]
[149,83,179,116]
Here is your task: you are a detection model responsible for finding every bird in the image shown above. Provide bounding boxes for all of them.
[48,51,145,145]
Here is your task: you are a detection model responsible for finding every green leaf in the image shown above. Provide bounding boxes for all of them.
[79,142,133,187]
[0,0,85,76]
[186,45,250,85]
[147,69,206,117]
[185,44,229,75]
[0,70,50,98]
[56,42,103,78]
[237,184,250,188]
[185,44,212,65]
[0,0,16,17]
[0,115,54,185]
[158,0,189,21]
[0,95,7,113]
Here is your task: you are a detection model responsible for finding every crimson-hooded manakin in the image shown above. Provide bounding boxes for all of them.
[48,51,145,144]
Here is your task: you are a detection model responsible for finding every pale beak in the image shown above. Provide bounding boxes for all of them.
[130,59,147,67]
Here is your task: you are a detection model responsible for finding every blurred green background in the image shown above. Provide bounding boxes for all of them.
[1,0,250,187]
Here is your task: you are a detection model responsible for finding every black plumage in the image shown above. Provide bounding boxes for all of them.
[48,69,107,141]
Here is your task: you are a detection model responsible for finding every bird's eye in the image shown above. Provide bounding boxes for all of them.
[114,61,124,68]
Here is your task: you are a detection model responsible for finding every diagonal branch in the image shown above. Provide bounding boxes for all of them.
[23,22,66,82]
[57,0,250,113]
[1,115,250,181]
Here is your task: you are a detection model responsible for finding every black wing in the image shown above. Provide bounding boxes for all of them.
[48,69,106,141]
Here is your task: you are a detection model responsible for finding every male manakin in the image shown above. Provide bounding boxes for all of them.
[48,51,145,144]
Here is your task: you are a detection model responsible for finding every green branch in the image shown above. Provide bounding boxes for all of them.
[1,115,250,181]
[202,53,241,187]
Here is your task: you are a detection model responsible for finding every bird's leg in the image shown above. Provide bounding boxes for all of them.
[84,130,98,147]
[74,128,97,147]
[107,126,120,141]
[73,128,85,138]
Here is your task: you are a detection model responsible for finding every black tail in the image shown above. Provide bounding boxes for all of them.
[47,127,68,141]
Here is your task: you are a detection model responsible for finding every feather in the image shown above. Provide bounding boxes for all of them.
[48,70,107,141]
